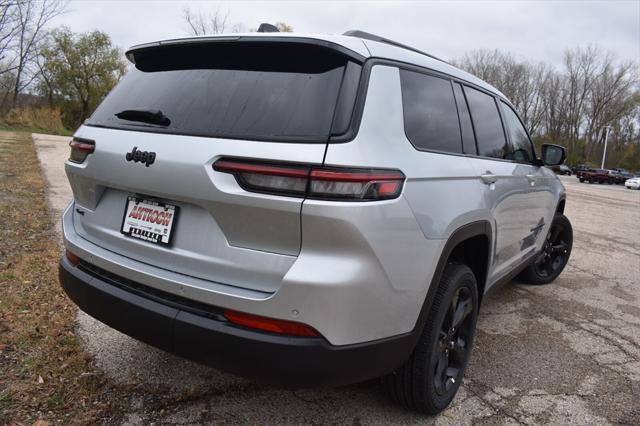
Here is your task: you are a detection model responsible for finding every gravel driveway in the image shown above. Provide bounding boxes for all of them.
[33,133,640,424]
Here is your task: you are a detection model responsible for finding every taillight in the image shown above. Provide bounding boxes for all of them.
[223,309,320,337]
[213,160,309,197]
[213,159,405,201]
[69,137,95,163]
[309,168,405,200]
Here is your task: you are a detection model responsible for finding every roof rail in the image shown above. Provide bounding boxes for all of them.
[343,30,447,64]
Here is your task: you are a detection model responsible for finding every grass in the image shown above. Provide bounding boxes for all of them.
[0,106,72,136]
[0,130,224,423]
[0,125,73,137]
[0,130,109,423]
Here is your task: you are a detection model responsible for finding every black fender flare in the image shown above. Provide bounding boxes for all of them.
[555,194,567,214]
[406,221,493,350]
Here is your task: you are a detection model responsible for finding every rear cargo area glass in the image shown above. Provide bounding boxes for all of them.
[87,42,361,142]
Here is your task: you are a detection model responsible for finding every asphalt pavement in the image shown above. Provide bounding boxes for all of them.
[33,133,640,424]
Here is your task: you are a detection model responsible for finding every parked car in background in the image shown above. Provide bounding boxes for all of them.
[550,164,572,175]
[625,176,640,190]
[611,168,634,185]
[576,168,614,184]
[572,164,592,175]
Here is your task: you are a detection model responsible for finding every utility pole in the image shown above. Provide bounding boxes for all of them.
[601,126,612,169]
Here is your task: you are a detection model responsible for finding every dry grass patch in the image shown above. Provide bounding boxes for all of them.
[0,107,70,136]
[0,131,109,424]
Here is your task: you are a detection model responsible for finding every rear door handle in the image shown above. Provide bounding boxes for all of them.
[480,172,497,185]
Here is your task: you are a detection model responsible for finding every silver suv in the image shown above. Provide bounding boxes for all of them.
[59,30,572,413]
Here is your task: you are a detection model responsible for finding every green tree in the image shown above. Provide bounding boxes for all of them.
[39,27,126,127]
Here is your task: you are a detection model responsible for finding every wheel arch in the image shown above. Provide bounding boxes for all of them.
[409,221,492,346]
[556,196,566,214]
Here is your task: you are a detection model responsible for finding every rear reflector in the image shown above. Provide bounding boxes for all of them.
[65,249,80,266]
[69,137,95,163]
[223,309,320,337]
[213,159,405,201]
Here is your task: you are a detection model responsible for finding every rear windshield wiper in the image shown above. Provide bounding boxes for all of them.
[115,109,171,126]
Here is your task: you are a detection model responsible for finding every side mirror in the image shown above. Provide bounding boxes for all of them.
[541,144,566,166]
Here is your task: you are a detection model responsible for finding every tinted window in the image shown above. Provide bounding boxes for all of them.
[88,42,360,142]
[452,83,477,155]
[500,101,534,163]
[400,70,462,153]
[464,86,507,159]
[331,61,362,135]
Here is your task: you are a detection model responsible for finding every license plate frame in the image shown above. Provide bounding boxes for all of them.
[121,196,179,246]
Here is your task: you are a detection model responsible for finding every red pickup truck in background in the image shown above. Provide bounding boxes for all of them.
[576,169,615,184]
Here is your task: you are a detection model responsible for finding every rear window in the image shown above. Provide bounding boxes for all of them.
[399,70,462,154]
[87,42,362,142]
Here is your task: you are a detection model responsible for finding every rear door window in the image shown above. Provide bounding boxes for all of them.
[87,42,361,143]
[463,86,508,159]
[452,83,477,155]
[399,70,462,154]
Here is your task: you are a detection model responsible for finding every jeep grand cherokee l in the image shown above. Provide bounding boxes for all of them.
[59,30,572,414]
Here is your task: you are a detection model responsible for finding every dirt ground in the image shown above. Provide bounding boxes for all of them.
[23,132,640,423]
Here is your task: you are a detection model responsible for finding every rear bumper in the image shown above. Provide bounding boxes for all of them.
[59,256,415,387]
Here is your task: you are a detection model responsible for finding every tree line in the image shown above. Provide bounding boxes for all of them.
[0,0,125,130]
[0,0,637,170]
[453,47,639,170]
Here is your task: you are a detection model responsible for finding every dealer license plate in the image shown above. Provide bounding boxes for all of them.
[121,196,178,246]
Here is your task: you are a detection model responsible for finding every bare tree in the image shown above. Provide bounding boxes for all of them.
[34,31,53,106]
[455,45,639,168]
[183,6,230,36]
[562,46,600,145]
[0,1,20,72]
[10,0,67,106]
[183,6,292,35]
[454,50,548,135]
[539,70,569,139]
[585,60,638,142]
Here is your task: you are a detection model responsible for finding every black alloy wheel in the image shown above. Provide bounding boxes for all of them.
[519,213,573,285]
[433,286,474,397]
[385,263,478,414]
[533,222,570,279]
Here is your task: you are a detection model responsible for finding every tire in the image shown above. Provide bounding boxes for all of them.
[518,213,572,285]
[579,178,585,183]
[385,263,479,414]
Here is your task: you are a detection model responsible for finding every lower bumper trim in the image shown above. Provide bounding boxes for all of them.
[59,256,415,387]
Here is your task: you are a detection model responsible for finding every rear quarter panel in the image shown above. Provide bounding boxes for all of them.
[319,65,489,341]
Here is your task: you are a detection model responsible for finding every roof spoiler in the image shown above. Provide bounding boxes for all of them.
[125,37,367,70]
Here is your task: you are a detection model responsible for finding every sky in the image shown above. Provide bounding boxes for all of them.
[50,0,640,67]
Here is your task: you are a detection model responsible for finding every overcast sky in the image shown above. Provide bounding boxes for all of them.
[51,0,639,67]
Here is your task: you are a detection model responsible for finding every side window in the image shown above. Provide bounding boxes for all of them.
[399,69,462,154]
[463,86,508,159]
[500,101,534,163]
[452,83,477,155]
